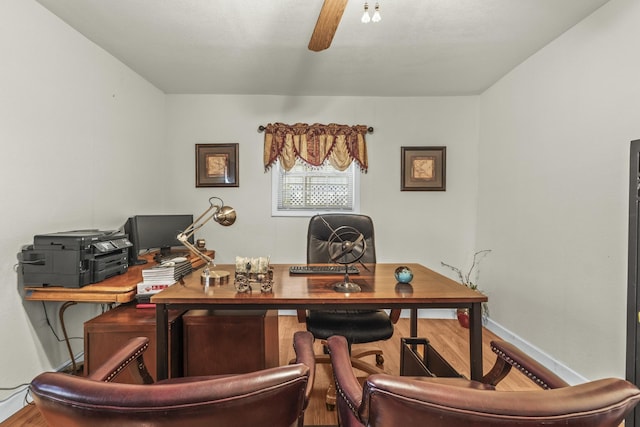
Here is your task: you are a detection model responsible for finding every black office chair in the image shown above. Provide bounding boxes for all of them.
[299,214,400,409]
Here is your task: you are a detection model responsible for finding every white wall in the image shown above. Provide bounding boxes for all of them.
[164,95,480,270]
[477,0,640,379]
[6,0,639,421]
[0,0,166,416]
[0,1,481,418]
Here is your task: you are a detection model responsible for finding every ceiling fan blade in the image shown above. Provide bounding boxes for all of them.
[308,0,348,52]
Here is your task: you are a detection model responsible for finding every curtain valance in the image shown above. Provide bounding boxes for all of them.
[263,122,369,172]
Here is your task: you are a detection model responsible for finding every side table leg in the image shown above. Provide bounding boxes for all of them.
[59,301,78,374]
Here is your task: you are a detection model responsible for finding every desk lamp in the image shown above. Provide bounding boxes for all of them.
[177,196,236,285]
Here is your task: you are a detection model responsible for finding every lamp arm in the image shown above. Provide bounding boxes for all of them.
[179,203,219,241]
[177,197,228,274]
[180,238,214,266]
[176,197,235,281]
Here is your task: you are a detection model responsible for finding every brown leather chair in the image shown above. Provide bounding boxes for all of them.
[31,331,315,427]
[327,334,640,427]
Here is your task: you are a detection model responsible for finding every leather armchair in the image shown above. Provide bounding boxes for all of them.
[31,331,315,427]
[300,214,400,408]
[328,334,640,427]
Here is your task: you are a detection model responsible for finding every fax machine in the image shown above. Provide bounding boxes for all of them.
[18,230,132,288]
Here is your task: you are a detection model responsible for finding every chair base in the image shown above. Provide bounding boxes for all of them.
[289,344,387,410]
[316,346,387,410]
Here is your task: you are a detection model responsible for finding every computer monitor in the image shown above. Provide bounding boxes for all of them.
[123,214,194,265]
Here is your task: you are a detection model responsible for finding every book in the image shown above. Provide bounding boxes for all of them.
[141,260,192,285]
[136,282,170,295]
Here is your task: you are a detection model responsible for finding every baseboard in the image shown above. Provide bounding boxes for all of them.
[0,385,30,423]
[0,352,84,423]
[484,318,587,385]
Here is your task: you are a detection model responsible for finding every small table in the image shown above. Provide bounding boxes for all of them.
[152,263,487,381]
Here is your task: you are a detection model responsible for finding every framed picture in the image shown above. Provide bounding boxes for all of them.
[195,143,239,187]
[401,146,446,191]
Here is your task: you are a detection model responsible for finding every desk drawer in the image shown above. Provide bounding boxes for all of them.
[182,309,279,376]
[84,304,183,382]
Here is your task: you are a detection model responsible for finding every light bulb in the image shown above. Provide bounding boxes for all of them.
[361,2,371,23]
[372,3,381,22]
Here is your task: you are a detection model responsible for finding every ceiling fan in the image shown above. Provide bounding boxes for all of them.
[308,0,348,52]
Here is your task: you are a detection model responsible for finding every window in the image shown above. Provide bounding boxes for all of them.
[272,161,360,217]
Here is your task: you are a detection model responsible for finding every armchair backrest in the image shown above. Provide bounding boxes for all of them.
[32,365,309,427]
[307,214,376,263]
[31,332,315,427]
[361,374,640,427]
[327,334,640,427]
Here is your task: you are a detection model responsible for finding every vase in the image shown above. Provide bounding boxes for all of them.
[456,308,470,328]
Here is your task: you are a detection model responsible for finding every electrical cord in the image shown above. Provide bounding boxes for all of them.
[41,301,82,343]
[0,302,87,411]
[0,287,89,412]
[0,383,34,410]
[0,384,30,404]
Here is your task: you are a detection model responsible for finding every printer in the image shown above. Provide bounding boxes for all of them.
[18,230,132,288]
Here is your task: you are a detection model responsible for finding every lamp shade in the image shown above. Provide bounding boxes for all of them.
[214,205,236,226]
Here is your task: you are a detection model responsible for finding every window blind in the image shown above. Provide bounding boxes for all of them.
[276,162,355,211]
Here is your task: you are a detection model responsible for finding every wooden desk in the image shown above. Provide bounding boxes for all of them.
[23,251,212,372]
[152,263,487,381]
[23,252,212,303]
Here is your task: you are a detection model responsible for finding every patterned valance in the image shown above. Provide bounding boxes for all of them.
[263,123,369,172]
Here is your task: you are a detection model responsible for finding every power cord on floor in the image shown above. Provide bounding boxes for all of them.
[0,383,33,408]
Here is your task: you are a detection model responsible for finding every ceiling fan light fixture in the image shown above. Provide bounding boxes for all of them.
[361,2,371,23]
[372,3,381,22]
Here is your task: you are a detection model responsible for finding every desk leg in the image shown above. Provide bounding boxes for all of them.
[156,303,169,381]
[469,302,483,381]
[59,301,78,374]
[409,308,418,337]
[409,309,418,350]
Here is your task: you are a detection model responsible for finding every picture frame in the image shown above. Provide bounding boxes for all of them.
[401,146,446,191]
[195,143,239,187]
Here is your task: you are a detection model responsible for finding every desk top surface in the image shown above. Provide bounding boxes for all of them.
[23,252,211,303]
[151,263,486,308]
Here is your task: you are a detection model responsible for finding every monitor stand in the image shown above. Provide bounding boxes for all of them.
[154,247,190,263]
[129,247,148,265]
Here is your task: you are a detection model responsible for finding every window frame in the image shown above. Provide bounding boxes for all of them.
[271,161,361,217]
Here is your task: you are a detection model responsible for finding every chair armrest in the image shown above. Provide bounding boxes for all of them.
[87,336,154,384]
[293,331,316,408]
[389,309,401,324]
[297,309,307,323]
[327,335,364,421]
[482,340,570,389]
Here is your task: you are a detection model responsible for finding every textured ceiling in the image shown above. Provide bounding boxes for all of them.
[35,0,611,96]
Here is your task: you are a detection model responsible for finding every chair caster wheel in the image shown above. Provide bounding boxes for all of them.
[376,354,384,366]
[326,403,335,411]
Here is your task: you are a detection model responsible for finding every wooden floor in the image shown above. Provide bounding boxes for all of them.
[280,316,540,426]
[2,316,540,427]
